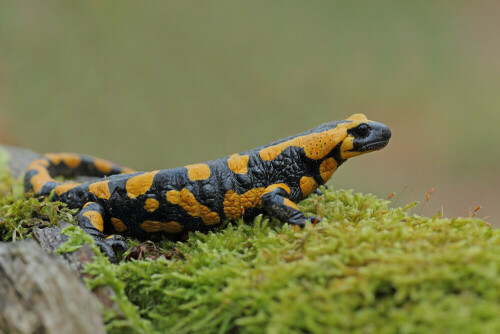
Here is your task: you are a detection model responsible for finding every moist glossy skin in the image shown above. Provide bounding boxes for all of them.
[24,113,391,259]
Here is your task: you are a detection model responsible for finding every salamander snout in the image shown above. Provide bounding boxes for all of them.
[378,124,392,142]
[349,121,391,153]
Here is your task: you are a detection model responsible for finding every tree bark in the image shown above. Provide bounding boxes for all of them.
[0,145,40,178]
[0,241,106,334]
[0,145,117,331]
[33,222,97,276]
[33,223,117,309]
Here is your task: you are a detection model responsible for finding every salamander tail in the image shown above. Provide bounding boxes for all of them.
[24,153,135,196]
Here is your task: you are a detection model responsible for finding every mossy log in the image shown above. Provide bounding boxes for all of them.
[33,223,118,309]
[0,241,105,334]
[33,222,96,276]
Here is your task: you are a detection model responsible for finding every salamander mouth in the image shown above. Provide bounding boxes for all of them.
[360,140,389,151]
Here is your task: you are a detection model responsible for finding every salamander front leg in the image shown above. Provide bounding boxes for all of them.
[77,202,127,262]
[261,185,321,228]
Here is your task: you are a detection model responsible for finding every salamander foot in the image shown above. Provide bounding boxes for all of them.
[94,235,128,263]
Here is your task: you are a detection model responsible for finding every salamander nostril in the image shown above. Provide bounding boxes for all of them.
[383,127,392,140]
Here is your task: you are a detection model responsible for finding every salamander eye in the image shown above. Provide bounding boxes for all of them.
[352,124,370,138]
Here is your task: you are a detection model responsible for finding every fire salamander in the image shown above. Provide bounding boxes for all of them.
[24,114,391,261]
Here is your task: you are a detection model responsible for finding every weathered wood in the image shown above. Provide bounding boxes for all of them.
[0,145,40,178]
[33,222,96,276]
[0,145,119,330]
[33,223,118,310]
[0,241,105,334]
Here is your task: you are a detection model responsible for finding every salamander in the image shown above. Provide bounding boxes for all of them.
[24,114,391,261]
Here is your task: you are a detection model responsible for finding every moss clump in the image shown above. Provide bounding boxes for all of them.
[56,188,498,334]
[0,193,77,241]
[0,150,76,241]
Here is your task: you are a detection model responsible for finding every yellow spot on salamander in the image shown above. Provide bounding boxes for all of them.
[26,155,82,195]
[44,153,81,168]
[299,176,318,196]
[26,159,57,194]
[223,187,266,220]
[36,159,50,167]
[120,167,137,174]
[237,188,266,209]
[263,183,291,195]
[140,220,183,233]
[44,153,62,165]
[166,188,220,225]
[346,113,368,121]
[259,115,369,161]
[88,180,111,200]
[55,182,81,195]
[283,198,300,210]
[83,210,104,232]
[185,164,211,181]
[126,171,159,199]
[227,154,249,174]
[259,126,345,161]
[224,184,298,216]
[144,198,160,212]
[94,158,113,174]
[340,136,356,159]
[319,157,338,182]
[111,217,127,233]
[223,190,241,219]
[61,154,81,168]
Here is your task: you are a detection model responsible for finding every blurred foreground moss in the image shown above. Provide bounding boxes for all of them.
[0,149,76,241]
[58,188,498,334]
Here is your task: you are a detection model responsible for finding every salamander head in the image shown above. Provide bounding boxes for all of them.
[339,114,392,160]
[257,113,391,172]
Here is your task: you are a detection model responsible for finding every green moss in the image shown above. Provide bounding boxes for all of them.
[57,225,153,333]
[0,192,77,241]
[57,225,99,254]
[56,188,498,334]
[0,150,77,241]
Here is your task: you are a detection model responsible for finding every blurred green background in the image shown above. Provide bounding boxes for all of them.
[1,1,499,224]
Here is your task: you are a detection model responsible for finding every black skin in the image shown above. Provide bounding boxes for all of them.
[25,118,391,261]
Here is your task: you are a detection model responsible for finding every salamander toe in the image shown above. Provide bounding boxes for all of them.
[95,235,128,263]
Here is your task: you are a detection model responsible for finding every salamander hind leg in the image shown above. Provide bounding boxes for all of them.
[261,184,321,228]
[77,202,127,262]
